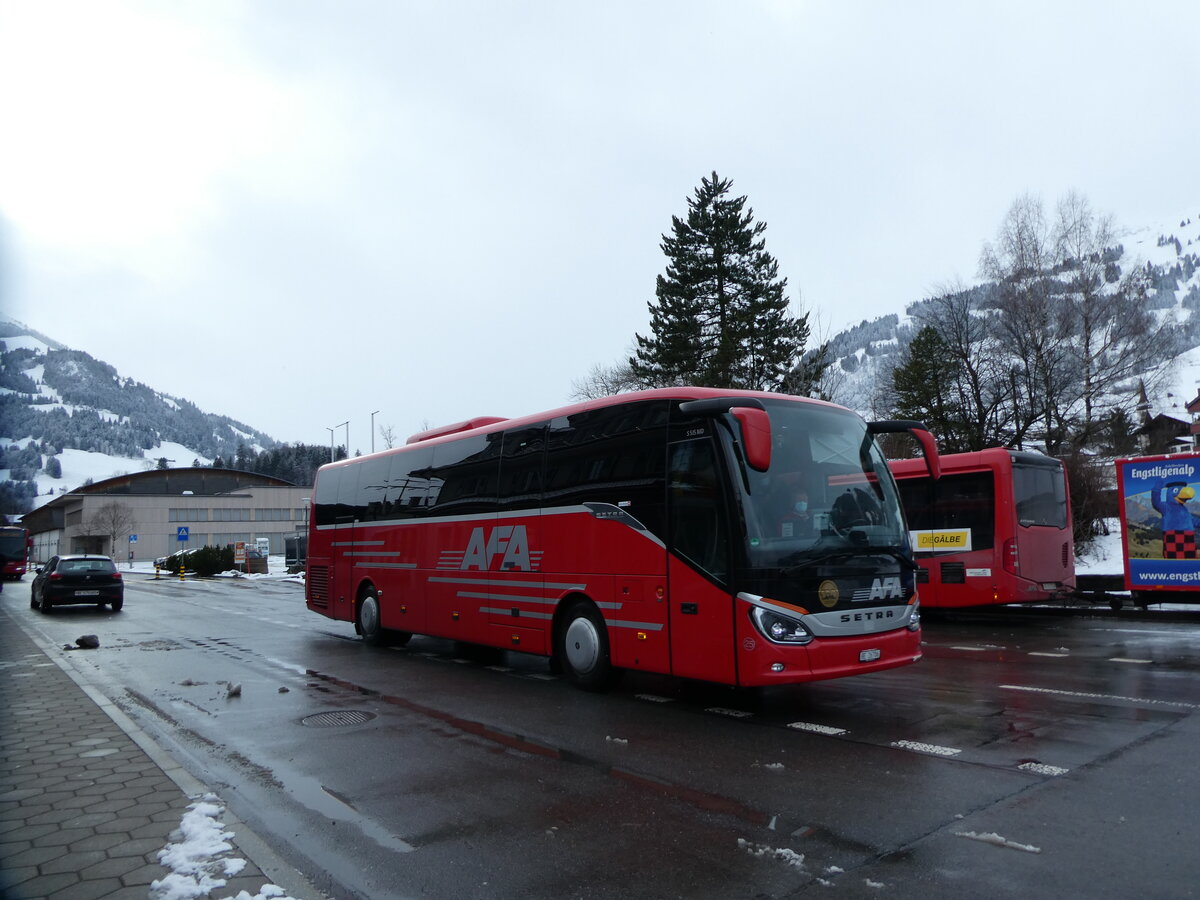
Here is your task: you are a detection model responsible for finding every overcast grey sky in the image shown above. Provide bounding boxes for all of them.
[2,1,1197,450]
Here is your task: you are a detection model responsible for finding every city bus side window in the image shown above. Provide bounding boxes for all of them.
[668,439,728,583]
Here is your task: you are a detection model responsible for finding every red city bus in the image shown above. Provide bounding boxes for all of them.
[888,448,1074,608]
[307,389,940,689]
[0,526,32,579]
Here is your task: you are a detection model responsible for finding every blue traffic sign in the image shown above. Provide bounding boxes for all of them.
[177,527,189,541]
[129,534,138,543]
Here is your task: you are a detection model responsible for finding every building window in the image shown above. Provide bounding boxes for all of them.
[169,509,210,522]
[255,509,290,521]
[212,509,252,522]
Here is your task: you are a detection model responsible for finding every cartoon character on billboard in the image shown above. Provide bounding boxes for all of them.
[1151,479,1200,559]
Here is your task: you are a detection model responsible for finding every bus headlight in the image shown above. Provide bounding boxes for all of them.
[751,607,814,645]
[907,598,921,632]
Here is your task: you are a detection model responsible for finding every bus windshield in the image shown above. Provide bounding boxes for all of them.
[1013,459,1069,528]
[0,531,26,558]
[734,402,909,568]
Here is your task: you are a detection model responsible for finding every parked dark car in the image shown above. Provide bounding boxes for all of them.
[31,555,124,612]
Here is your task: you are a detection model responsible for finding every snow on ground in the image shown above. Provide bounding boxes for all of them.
[0,334,52,355]
[124,555,305,584]
[1074,518,1123,576]
[151,794,301,900]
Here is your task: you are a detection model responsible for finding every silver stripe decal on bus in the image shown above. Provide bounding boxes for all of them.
[428,576,586,591]
[479,607,555,620]
[606,620,664,631]
[314,505,667,549]
[346,551,407,557]
[332,540,386,547]
[457,590,623,610]
[353,562,418,569]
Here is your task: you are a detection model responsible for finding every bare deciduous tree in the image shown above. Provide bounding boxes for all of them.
[569,357,642,401]
[84,501,135,558]
[1054,190,1180,446]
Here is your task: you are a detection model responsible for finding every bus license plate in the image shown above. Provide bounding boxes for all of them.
[75,590,99,597]
[859,648,881,662]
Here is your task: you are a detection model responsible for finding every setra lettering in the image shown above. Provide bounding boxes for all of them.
[839,610,896,623]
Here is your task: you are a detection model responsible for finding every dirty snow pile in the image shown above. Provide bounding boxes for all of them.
[151,794,301,900]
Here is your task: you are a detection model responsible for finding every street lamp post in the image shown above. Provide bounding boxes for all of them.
[370,410,380,454]
[327,421,348,462]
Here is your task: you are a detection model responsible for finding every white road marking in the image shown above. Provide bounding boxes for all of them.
[787,722,847,736]
[891,740,962,757]
[1000,684,1200,710]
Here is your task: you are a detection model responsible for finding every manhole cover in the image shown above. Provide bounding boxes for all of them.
[301,710,377,728]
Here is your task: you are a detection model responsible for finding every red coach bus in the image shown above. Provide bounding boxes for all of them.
[888,448,1074,608]
[0,526,32,579]
[307,389,939,690]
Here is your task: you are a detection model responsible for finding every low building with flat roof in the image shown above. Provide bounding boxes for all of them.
[21,468,310,565]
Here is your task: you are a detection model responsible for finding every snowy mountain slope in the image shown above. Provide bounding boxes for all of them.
[0,317,280,512]
[821,210,1200,421]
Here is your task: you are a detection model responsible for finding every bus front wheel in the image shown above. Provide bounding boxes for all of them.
[557,600,619,691]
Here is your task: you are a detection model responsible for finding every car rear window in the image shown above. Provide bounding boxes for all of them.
[59,559,116,575]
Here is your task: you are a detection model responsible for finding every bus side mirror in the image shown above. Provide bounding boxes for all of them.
[732,407,772,472]
[868,419,941,480]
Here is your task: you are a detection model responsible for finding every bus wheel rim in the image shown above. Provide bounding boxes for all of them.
[361,595,379,635]
[564,616,599,674]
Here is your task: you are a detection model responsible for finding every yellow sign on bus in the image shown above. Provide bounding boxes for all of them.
[910,529,972,552]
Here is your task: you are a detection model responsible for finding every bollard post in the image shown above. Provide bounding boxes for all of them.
[154,564,160,580]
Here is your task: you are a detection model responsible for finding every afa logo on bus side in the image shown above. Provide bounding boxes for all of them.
[462,525,533,571]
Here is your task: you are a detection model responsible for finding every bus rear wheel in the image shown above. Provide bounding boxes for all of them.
[357,587,412,647]
[557,600,619,691]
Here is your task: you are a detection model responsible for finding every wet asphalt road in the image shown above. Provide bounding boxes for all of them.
[8,575,1200,899]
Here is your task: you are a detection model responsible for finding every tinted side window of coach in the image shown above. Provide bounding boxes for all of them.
[498,423,547,512]
[387,445,436,518]
[544,400,668,537]
[427,433,501,516]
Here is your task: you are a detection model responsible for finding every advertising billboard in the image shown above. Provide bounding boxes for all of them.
[1116,452,1200,592]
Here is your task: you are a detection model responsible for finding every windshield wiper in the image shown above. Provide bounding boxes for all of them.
[779,547,857,573]
[862,545,919,571]
[780,544,916,575]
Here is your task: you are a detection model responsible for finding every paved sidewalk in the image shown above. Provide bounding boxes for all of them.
[0,600,318,900]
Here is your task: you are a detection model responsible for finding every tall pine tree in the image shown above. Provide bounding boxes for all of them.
[631,172,811,391]
[890,325,968,452]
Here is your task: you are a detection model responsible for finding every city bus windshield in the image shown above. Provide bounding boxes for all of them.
[0,532,25,557]
[732,402,909,568]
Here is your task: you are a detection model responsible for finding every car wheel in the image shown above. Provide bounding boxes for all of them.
[111,597,124,612]
[41,596,53,614]
[556,599,620,691]
[30,588,37,610]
